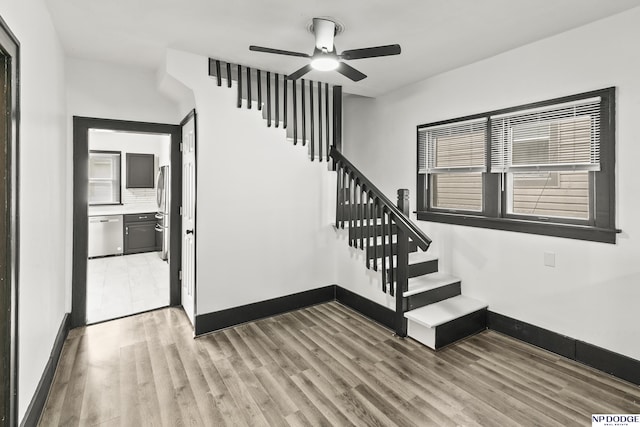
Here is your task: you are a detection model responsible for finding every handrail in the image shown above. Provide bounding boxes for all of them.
[330,147,432,251]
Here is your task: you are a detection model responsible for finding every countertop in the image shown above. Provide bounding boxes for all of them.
[88,204,158,217]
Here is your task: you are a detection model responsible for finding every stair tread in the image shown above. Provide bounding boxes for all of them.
[408,251,438,265]
[404,295,487,328]
[405,272,459,297]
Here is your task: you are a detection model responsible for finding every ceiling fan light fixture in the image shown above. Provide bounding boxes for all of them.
[311,55,339,71]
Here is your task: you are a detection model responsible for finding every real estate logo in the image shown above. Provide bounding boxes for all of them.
[592,414,640,426]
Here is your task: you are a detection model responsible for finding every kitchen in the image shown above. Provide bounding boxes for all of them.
[87,129,171,323]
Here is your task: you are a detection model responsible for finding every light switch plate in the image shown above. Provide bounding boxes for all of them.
[544,252,556,267]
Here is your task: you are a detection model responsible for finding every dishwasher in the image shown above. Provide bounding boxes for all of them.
[88,215,124,258]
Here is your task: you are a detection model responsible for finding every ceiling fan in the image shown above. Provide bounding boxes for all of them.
[249,17,401,82]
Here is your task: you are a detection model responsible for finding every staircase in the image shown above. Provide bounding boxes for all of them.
[208,58,487,350]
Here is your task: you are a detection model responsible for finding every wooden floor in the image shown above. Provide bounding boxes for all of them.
[39,302,640,426]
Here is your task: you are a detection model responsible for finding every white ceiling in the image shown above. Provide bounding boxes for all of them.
[45,0,640,97]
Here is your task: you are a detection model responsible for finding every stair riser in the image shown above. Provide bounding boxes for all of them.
[435,309,486,349]
[408,308,487,350]
[366,241,418,260]
[384,259,439,282]
[408,259,438,278]
[406,282,461,311]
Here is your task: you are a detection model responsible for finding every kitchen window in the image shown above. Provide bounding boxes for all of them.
[88,150,122,205]
[416,87,617,243]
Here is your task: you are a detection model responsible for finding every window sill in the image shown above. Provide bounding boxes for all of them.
[416,211,618,244]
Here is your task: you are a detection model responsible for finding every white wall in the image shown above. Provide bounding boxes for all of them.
[66,57,181,124]
[165,49,338,316]
[0,0,68,421]
[341,7,640,360]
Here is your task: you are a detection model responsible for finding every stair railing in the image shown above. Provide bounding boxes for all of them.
[208,58,342,165]
[331,147,432,336]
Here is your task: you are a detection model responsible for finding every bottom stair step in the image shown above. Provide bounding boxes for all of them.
[405,295,487,350]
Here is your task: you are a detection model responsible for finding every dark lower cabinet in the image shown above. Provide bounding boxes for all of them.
[124,213,161,254]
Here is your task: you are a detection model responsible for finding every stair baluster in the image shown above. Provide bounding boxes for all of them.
[274,73,279,127]
[266,72,271,127]
[325,83,330,161]
[293,81,297,145]
[301,79,306,146]
[283,77,288,129]
[257,69,262,110]
[309,80,314,160]
[237,64,242,108]
[215,60,222,87]
[246,67,252,109]
[318,81,323,161]
[372,197,379,272]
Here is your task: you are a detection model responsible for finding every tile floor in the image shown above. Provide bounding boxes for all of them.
[86,251,170,324]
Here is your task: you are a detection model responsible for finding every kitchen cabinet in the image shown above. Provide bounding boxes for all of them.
[123,213,160,254]
[126,153,155,188]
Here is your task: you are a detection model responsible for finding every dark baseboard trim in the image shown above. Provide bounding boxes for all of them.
[195,286,336,336]
[21,313,71,427]
[488,311,640,386]
[335,286,395,330]
[195,285,396,336]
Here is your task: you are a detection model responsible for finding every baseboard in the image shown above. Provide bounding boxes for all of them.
[488,311,640,386]
[335,286,395,330]
[195,285,396,336]
[21,313,71,427]
[195,285,336,336]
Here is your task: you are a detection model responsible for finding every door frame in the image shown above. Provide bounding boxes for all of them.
[72,117,182,328]
[0,15,20,427]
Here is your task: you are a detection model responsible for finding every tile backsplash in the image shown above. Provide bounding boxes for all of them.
[123,188,156,205]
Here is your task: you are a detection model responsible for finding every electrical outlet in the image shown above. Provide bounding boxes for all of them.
[544,252,556,267]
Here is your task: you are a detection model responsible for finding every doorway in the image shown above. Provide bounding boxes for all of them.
[0,16,19,426]
[86,130,172,323]
[72,118,181,328]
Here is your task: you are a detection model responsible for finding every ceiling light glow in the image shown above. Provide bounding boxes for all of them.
[311,56,339,71]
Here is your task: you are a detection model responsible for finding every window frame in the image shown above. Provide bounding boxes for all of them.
[416,87,617,244]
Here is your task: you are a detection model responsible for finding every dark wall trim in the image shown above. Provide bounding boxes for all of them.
[488,311,640,386]
[417,211,618,244]
[72,117,182,328]
[20,314,70,427]
[0,14,20,427]
[335,286,395,330]
[195,286,336,335]
[195,285,397,336]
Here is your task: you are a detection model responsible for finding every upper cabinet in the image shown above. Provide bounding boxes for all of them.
[126,153,155,188]
[89,150,121,205]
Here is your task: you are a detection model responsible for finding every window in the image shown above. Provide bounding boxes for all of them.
[88,150,121,205]
[419,118,486,212]
[417,87,617,243]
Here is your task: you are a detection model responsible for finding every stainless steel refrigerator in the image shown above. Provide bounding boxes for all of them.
[156,165,170,261]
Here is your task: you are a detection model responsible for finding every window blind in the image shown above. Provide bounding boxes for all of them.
[418,118,487,174]
[490,97,601,173]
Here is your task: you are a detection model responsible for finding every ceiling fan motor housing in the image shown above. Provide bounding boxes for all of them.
[312,18,337,52]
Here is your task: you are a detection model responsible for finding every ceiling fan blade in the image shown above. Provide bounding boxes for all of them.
[249,45,310,58]
[340,44,401,60]
[286,64,313,80]
[336,62,367,82]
